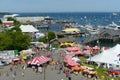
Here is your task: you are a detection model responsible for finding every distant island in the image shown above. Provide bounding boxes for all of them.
[0,12,10,15]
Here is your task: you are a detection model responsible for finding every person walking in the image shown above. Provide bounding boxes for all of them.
[6,71,9,77]
[22,71,24,77]
[14,71,17,77]
[38,67,42,74]
[12,73,15,80]
[10,67,13,72]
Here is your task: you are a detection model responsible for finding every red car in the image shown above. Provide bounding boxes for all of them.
[108,70,120,76]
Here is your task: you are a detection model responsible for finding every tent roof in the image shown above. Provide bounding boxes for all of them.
[20,25,39,33]
[29,55,51,66]
[62,28,80,33]
[87,44,120,65]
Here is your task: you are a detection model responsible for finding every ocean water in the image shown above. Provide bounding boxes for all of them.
[14,12,120,26]
[1,12,120,26]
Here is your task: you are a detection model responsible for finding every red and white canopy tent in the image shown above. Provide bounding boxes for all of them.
[64,55,80,67]
[68,51,84,56]
[27,55,51,66]
[66,46,81,52]
[66,46,83,56]
[92,46,100,54]
[67,60,80,67]
[84,45,92,50]
[83,50,92,55]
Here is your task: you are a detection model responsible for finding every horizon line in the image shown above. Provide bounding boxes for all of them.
[8,11,120,13]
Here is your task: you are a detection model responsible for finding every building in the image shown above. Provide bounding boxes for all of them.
[83,29,120,46]
[2,21,14,27]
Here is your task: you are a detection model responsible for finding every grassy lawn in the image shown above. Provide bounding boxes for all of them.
[79,56,120,80]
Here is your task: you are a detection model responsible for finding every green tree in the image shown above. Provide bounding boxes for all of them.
[39,31,56,43]
[39,37,47,43]
[0,29,31,51]
[0,19,2,24]
[48,31,56,41]
[7,31,31,51]
[10,26,21,32]
[0,33,12,50]
[7,17,20,26]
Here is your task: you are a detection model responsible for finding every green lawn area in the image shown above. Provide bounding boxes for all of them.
[79,56,120,80]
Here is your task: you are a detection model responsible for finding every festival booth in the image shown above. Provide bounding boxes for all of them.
[84,45,92,50]
[35,32,45,40]
[12,58,22,65]
[30,42,47,50]
[83,50,92,58]
[19,49,36,61]
[27,55,52,68]
[60,42,75,48]
[0,50,18,65]
[66,47,83,56]
[64,55,80,68]
[67,60,80,67]
[72,57,81,63]
[64,55,72,63]
[83,45,100,57]
[92,46,100,54]
[63,55,81,75]
[87,44,120,69]
[72,66,81,75]
[66,47,81,52]
[72,66,81,71]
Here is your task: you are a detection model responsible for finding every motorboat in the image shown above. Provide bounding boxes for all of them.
[105,22,120,30]
[84,25,100,34]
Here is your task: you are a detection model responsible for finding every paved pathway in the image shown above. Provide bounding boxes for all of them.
[0,48,100,80]
[0,64,98,80]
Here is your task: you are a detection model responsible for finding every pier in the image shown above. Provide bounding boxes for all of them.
[83,36,100,44]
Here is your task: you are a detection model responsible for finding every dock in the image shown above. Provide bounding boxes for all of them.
[83,36,100,44]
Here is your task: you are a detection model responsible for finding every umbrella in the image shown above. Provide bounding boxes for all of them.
[84,45,91,50]
[72,66,80,71]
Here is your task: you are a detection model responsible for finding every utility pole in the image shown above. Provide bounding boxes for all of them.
[44,67,45,80]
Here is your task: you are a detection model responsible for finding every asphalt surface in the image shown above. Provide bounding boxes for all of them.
[0,48,100,80]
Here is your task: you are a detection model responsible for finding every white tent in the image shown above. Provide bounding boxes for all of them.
[20,25,39,33]
[72,57,81,62]
[87,44,120,66]
[35,32,45,38]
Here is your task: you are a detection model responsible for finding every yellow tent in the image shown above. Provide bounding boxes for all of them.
[60,42,75,47]
[60,43,66,48]
[62,28,80,33]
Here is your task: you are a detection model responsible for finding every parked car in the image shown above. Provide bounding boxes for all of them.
[108,69,120,77]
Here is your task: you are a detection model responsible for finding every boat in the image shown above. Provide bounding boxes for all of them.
[112,12,117,16]
[84,25,100,34]
[105,22,120,30]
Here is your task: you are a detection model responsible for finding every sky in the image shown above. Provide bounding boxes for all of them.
[0,0,120,12]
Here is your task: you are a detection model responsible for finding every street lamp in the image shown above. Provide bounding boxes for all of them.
[43,64,47,80]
